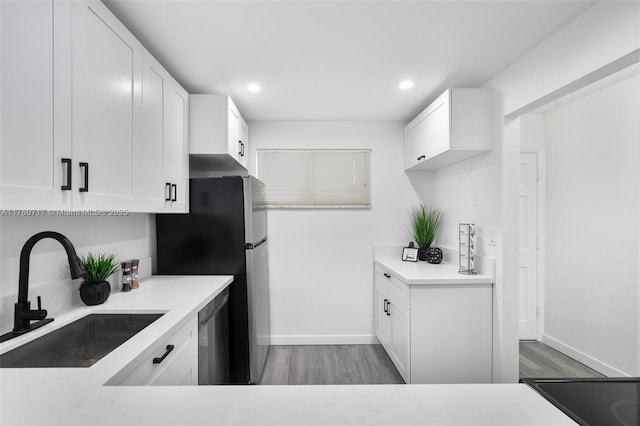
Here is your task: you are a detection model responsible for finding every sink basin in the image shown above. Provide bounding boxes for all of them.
[0,313,163,368]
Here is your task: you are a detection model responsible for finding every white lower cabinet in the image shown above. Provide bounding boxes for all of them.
[374,264,493,384]
[374,267,410,382]
[115,316,197,386]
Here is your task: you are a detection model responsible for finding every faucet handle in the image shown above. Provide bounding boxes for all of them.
[37,296,42,310]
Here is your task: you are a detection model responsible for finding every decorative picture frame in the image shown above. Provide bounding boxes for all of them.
[402,246,418,262]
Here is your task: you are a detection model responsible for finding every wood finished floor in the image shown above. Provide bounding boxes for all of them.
[519,340,605,379]
[259,345,405,385]
[259,342,605,385]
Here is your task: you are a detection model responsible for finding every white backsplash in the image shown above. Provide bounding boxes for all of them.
[0,214,154,335]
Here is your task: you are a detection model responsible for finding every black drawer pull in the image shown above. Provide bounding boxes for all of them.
[417,155,426,161]
[153,345,174,364]
[61,158,72,190]
[79,162,89,192]
[171,184,177,202]
[383,273,391,279]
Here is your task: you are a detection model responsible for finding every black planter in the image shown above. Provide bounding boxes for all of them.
[79,281,111,306]
[418,248,428,261]
[426,247,443,264]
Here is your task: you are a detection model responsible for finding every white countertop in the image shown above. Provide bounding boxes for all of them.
[0,275,575,426]
[374,257,494,285]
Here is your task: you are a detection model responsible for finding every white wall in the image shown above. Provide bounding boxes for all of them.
[0,214,154,335]
[482,0,640,381]
[247,121,419,344]
[489,1,639,116]
[541,74,639,376]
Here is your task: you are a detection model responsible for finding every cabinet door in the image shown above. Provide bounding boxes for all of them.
[422,95,450,161]
[238,116,249,168]
[404,94,450,170]
[374,285,392,350]
[163,81,189,212]
[72,0,142,210]
[0,0,72,209]
[141,49,188,213]
[141,50,167,211]
[389,300,410,382]
[227,98,241,163]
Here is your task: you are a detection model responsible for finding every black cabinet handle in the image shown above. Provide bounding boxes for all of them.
[386,301,391,316]
[61,158,72,190]
[238,141,243,156]
[383,273,391,279]
[79,162,89,192]
[171,184,177,202]
[152,344,174,364]
[417,155,426,161]
[165,183,172,202]
[241,142,245,157]
[383,298,388,314]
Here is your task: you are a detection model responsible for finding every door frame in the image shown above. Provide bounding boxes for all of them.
[520,147,546,341]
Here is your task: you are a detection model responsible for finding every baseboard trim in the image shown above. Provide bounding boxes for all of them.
[269,334,378,345]
[542,334,630,377]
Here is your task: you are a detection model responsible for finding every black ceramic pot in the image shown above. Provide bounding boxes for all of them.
[417,248,428,261]
[79,281,111,306]
[426,247,443,264]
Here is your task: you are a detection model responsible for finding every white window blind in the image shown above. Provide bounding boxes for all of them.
[256,149,371,208]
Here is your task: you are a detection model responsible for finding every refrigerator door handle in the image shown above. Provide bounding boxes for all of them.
[245,237,267,250]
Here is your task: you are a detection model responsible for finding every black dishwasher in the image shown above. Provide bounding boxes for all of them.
[198,287,230,385]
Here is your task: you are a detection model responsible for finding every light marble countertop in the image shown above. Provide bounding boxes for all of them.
[374,257,494,285]
[0,275,575,426]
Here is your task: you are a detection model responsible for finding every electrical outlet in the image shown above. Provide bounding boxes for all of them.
[471,190,479,207]
[488,229,497,247]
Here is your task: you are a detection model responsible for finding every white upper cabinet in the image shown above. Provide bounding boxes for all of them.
[72,0,142,210]
[1,0,72,210]
[1,0,188,212]
[141,49,189,213]
[238,112,249,169]
[163,80,189,212]
[190,94,249,172]
[404,89,494,171]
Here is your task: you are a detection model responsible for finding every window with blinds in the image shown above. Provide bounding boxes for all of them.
[256,149,371,208]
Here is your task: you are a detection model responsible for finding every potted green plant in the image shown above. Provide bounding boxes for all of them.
[78,252,119,305]
[409,203,443,263]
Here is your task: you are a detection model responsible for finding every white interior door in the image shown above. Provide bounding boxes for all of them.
[518,152,539,339]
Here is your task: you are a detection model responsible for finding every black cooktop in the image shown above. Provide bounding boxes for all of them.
[522,378,640,426]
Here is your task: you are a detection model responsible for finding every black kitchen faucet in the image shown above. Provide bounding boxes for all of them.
[4,232,86,341]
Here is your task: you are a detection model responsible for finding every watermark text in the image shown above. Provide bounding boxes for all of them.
[0,209,130,217]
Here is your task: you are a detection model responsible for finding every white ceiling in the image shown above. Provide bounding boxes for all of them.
[104,0,596,122]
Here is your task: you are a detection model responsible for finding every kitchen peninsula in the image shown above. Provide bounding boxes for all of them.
[0,276,575,425]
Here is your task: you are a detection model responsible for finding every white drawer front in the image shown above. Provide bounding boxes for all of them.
[118,316,197,386]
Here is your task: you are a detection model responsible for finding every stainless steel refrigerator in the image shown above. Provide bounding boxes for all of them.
[155,176,270,384]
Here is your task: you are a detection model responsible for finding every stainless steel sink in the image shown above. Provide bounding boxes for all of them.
[0,313,163,368]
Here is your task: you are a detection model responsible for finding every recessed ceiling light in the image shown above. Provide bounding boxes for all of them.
[399,80,414,90]
[247,84,261,93]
